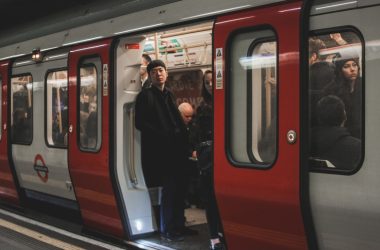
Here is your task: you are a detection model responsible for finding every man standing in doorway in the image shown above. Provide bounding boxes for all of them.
[135,60,188,241]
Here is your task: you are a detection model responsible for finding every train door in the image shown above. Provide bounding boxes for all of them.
[67,39,124,238]
[113,36,157,237]
[0,60,19,205]
[307,1,380,249]
[214,1,309,249]
[10,50,75,205]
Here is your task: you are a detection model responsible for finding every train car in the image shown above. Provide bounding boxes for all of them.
[0,0,380,249]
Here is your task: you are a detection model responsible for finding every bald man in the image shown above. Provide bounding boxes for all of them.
[178,102,194,125]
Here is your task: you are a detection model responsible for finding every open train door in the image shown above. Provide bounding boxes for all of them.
[68,39,124,238]
[0,61,20,206]
[213,1,312,249]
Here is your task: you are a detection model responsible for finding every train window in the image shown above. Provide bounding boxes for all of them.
[46,70,68,147]
[11,75,33,144]
[308,29,363,172]
[79,60,101,151]
[228,30,277,167]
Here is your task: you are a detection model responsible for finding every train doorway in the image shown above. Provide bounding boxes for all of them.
[113,22,213,247]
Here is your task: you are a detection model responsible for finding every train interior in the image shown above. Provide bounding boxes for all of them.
[114,21,213,248]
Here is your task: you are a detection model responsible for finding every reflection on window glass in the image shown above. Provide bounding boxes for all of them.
[11,75,33,144]
[228,30,277,167]
[79,65,99,150]
[309,30,363,171]
[46,70,68,147]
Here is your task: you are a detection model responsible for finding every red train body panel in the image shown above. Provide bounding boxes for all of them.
[0,61,20,206]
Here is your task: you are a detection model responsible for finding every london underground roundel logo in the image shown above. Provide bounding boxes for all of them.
[33,154,49,183]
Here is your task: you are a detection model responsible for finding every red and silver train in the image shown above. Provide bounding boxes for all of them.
[0,0,379,249]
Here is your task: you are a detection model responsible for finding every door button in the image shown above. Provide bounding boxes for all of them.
[287,130,297,144]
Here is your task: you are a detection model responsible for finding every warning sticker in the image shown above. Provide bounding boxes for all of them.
[215,48,223,89]
[216,48,223,58]
[103,64,108,96]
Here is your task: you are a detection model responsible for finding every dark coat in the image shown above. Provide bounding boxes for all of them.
[332,78,362,139]
[135,85,188,187]
[142,78,152,89]
[327,75,362,139]
[310,126,361,170]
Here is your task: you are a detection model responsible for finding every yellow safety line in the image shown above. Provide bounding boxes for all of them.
[0,218,85,250]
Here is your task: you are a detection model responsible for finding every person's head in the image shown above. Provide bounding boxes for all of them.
[178,102,194,125]
[335,58,359,82]
[140,54,152,77]
[310,61,336,91]
[309,38,326,65]
[147,60,168,88]
[317,95,347,127]
[202,70,213,102]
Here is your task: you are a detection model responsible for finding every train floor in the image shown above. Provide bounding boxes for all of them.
[136,208,211,250]
[0,205,211,250]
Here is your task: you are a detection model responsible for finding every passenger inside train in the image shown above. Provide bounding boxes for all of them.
[308,31,363,171]
[79,68,99,150]
[310,95,361,170]
[126,22,216,248]
[11,76,33,144]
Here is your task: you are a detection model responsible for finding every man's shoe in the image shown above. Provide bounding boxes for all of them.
[161,232,184,242]
[180,227,198,235]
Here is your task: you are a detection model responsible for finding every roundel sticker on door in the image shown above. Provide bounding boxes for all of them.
[33,154,49,183]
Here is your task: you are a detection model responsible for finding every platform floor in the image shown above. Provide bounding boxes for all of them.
[0,206,211,250]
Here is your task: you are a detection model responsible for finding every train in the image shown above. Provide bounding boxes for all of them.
[0,0,380,249]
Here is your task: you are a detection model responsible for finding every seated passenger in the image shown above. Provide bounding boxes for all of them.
[310,95,361,170]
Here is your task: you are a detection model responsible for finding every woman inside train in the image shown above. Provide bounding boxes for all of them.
[193,70,224,250]
[330,57,362,139]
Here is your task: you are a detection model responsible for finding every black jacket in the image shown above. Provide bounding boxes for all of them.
[142,78,152,89]
[135,85,188,187]
[310,126,361,170]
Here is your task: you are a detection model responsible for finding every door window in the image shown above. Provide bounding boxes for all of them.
[79,59,102,151]
[46,70,68,147]
[11,75,33,144]
[228,29,277,167]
